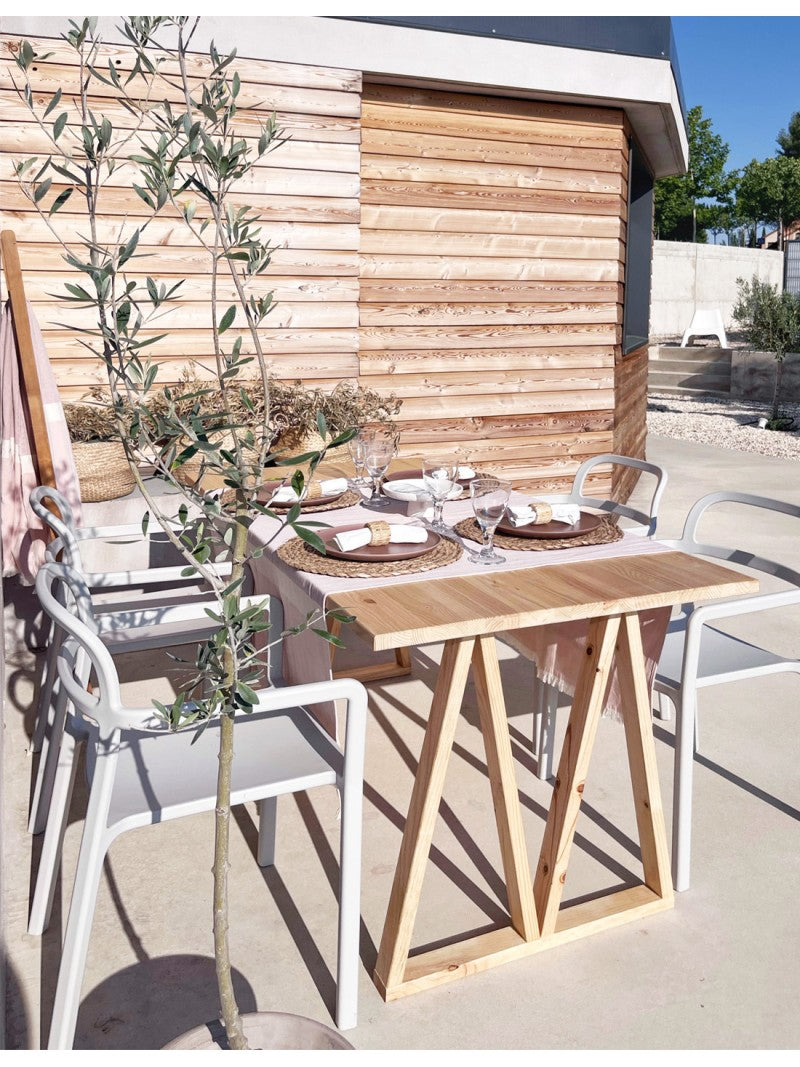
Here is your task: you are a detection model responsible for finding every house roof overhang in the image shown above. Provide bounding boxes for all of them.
[0,14,689,178]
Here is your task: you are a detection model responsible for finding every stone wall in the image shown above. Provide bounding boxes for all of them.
[650,241,784,341]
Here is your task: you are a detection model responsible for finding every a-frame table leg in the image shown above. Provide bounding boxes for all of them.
[533,615,621,935]
[374,636,475,996]
[616,613,674,901]
[472,635,539,942]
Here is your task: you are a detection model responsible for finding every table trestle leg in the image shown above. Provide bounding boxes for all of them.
[329,618,413,683]
[472,635,539,942]
[534,615,621,935]
[374,636,476,996]
[616,613,674,902]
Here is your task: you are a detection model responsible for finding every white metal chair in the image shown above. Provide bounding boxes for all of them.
[680,308,728,348]
[508,453,668,780]
[27,486,255,857]
[653,491,800,892]
[35,561,367,1048]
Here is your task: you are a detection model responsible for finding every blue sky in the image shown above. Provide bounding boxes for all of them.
[673,16,800,172]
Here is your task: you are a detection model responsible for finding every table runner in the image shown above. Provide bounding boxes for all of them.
[249,492,672,739]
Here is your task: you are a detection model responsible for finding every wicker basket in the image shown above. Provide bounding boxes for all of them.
[72,440,137,502]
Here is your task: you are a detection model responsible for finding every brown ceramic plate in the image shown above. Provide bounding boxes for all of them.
[259,480,345,509]
[385,467,475,487]
[496,510,604,540]
[319,524,440,562]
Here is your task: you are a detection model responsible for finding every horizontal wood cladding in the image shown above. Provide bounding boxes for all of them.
[359,82,628,492]
[612,345,650,501]
[0,35,361,394]
[1,42,642,489]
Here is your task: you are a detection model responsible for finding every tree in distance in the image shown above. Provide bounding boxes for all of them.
[654,104,737,243]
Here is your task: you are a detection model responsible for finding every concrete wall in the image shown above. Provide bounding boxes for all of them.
[650,241,784,341]
[731,350,800,406]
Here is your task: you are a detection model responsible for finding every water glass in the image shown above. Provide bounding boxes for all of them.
[347,431,370,487]
[470,477,511,565]
[421,457,458,532]
[362,430,396,510]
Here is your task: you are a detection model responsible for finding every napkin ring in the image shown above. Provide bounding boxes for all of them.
[302,483,322,501]
[531,501,553,525]
[366,521,391,546]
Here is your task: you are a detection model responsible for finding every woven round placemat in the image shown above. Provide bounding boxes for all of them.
[277,533,462,577]
[219,488,361,512]
[453,516,623,551]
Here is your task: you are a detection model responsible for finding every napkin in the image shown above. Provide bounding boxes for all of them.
[269,478,348,505]
[332,524,428,552]
[457,465,476,479]
[507,503,581,528]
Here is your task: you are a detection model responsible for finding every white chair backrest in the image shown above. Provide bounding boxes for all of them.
[664,491,800,589]
[35,562,167,737]
[30,485,84,568]
[567,453,667,536]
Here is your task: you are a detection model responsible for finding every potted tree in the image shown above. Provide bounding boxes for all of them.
[13,15,382,1048]
[733,275,800,430]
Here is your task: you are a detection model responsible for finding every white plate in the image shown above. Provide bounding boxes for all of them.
[381,478,464,502]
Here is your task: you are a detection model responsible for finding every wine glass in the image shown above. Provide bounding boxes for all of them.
[421,457,459,533]
[361,429,396,510]
[470,477,511,565]
[347,430,370,488]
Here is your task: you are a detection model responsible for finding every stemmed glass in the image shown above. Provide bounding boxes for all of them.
[470,477,511,565]
[361,429,396,510]
[347,430,371,488]
[421,457,458,533]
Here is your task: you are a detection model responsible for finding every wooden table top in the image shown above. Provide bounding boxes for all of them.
[327,550,758,651]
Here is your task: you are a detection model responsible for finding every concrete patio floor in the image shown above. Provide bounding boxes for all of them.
[2,434,799,1050]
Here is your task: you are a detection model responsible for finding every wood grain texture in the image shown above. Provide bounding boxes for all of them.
[0,36,361,401]
[328,551,759,652]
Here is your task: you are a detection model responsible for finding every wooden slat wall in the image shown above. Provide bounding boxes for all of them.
[0,40,648,493]
[359,83,630,493]
[0,35,362,399]
[612,343,649,501]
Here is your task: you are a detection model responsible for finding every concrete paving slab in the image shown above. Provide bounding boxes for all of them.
[3,435,799,1049]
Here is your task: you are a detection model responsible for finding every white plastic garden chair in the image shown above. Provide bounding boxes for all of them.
[28,485,260,854]
[506,453,668,781]
[652,490,800,892]
[29,484,237,756]
[35,561,367,1049]
[680,308,728,348]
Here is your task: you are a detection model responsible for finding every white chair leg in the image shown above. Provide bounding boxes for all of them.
[672,687,697,893]
[30,625,59,754]
[652,690,674,722]
[47,830,110,1049]
[257,796,277,868]
[29,675,71,836]
[336,779,362,1032]
[534,682,557,782]
[28,728,81,935]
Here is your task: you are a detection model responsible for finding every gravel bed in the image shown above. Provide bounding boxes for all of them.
[647,393,800,461]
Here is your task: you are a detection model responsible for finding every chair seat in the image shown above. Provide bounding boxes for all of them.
[105,707,340,834]
[100,615,222,653]
[655,621,792,693]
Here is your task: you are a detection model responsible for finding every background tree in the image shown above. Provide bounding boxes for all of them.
[737,155,800,250]
[654,104,737,243]
[733,276,800,424]
[777,111,800,158]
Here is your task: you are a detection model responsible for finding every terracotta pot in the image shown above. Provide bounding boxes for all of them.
[163,1011,354,1050]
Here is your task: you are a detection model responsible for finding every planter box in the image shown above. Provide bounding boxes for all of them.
[730,350,800,405]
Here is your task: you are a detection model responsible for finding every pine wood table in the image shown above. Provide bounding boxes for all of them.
[326,550,757,1001]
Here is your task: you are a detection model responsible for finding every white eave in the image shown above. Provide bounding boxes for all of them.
[0,15,689,178]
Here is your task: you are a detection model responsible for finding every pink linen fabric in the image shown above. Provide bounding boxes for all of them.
[0,300,82,583]
[248,495,672,740]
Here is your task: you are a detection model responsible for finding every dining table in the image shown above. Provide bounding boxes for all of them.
[248,484,758,1002]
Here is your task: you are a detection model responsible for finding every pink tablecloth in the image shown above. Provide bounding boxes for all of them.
[249,493,672,739]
